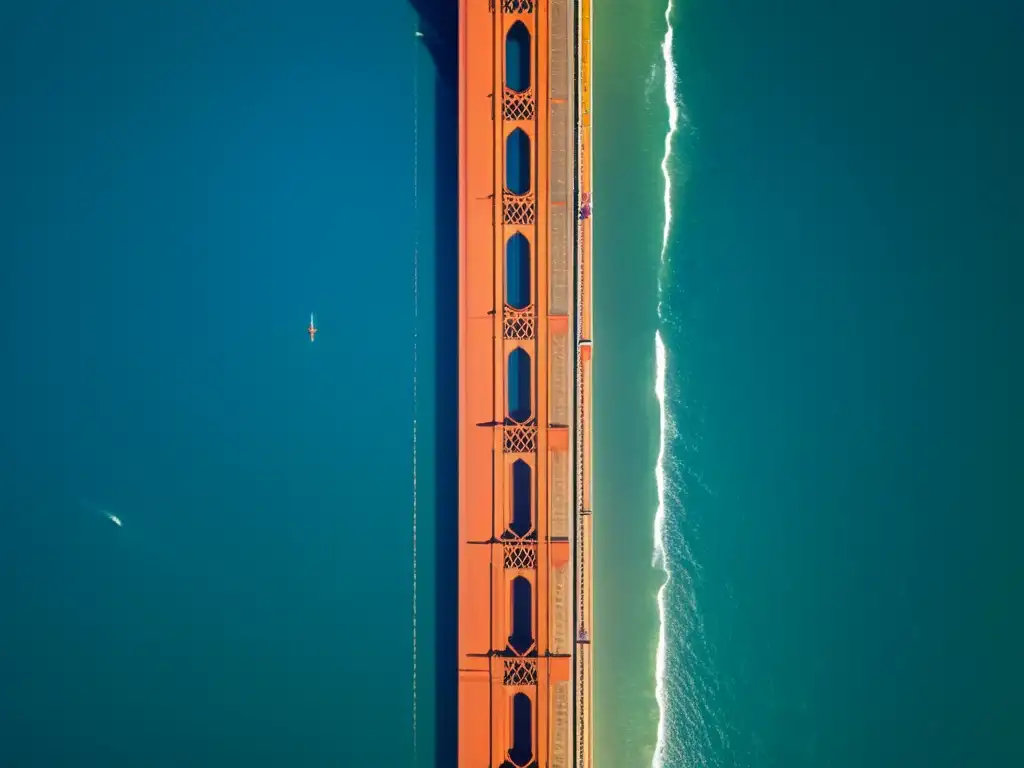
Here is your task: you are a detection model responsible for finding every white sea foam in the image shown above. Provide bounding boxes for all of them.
[658,0,680,274]
[653,331,671,768]
[651,4,728,763]
[652,0,680,765]
[644,61,659,107]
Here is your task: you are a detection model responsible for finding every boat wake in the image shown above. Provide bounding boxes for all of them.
[411,26,421,767]
[80,499,124,529]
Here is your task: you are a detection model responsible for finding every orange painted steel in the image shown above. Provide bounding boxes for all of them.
[577,1,594,766]
[458,1,593,767]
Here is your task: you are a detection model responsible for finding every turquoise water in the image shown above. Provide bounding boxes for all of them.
[1,2,438,764]
[596,0,1022,765]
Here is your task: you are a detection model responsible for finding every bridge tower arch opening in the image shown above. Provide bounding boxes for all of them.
[509,692,535,767]
[507,346,532,423]
[508,458,533,538]
[505,21,532,93]
[508,575,534,655]
[505,232,532,310]
[505,128,531,196]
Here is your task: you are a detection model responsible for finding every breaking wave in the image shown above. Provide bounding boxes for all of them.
[651,2,728,766]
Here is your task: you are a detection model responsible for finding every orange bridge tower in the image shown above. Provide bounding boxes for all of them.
[458,0,594,766]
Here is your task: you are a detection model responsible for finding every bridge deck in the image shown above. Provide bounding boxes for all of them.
[458,0,593,766]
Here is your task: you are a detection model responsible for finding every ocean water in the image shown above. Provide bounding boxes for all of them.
[595,0,1021,766]
[1,2,442,765]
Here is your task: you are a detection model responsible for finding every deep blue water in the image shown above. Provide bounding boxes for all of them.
[1,2,441,765]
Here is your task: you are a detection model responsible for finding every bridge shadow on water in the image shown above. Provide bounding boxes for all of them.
[408,0,458,766]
